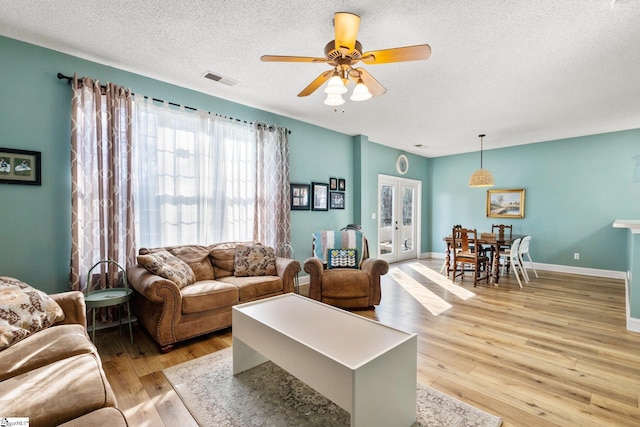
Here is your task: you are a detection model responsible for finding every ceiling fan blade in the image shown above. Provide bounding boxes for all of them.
[361,44,431,64]
[298,70,334,97]
[334,12,360,52]
[261,55,326,63]
[354,68,386,97]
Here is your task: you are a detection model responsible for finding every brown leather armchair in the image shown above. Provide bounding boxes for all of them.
[304,232,389,309]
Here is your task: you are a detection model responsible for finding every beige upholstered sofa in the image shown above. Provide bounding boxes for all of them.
[127,242,301,352]
[0,278,127,426]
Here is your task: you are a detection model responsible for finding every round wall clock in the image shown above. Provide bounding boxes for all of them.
[396,154,409,175]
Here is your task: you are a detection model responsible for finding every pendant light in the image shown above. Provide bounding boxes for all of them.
[350,78,372,101]
[468,134,495,187]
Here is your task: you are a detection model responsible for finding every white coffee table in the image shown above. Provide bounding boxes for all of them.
[232,293,417,427]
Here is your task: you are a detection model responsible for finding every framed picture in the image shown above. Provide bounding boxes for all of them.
[330,192,345,209]
[311,182,329,211]
[338,178,346,191]
[290,183,310,210]
[0,148,41,186]
[329,177,338,190]
[487,189,525,218]
[396,154,409,175]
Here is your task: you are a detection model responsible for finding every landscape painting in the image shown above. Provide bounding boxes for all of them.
[487,189,525,218]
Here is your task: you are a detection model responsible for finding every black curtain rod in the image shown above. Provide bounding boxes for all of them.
[57,73,291,134]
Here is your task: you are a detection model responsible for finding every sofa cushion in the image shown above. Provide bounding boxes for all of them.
[217,275,283,301]
[58,407,129,427]
[0,324,94,382]
[180,280,239,314]
[0,276,65,351]
[162,245,215,281]
[234,244,277,277]
[0,352,116,426]
[208,241,255,278]
[327,248,359,269]
[319,269,369,299]
[137,250,196,289]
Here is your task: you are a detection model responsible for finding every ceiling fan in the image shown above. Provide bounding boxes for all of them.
[260,12,431,105]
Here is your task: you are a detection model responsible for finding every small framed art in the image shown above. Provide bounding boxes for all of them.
[290,183,310,210]
[487,189,525,218]
[0,148,41,186]
[329,177,338,190]
[396,154,409,175]
[311,182,329,211]
[338,178,346,191]
[330,192,345,209]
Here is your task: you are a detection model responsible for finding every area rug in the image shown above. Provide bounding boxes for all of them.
[163,348,501,427]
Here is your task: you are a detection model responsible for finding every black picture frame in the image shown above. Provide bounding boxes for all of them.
[0,148,42,186]
[290,183,310,210]
[330,191,345,209]
[338,178,346,191]
[329,177,338,190]
[311,182,329,211]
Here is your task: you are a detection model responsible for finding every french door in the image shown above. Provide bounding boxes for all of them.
[377,175,421,263]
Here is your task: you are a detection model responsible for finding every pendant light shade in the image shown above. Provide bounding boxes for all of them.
[468,134,495,187]
[350,78,372,101]
[324,93,345,106]
[324,74,348,95]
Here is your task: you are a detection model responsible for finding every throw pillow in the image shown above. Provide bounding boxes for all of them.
[0,276,65,351]
[327,248,359,269]
[137,250,196,288]
[234,244,277,277]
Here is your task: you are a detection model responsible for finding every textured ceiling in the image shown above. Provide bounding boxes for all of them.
[1,0,639,157]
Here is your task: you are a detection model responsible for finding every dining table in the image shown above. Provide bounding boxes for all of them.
[443,233,527,284]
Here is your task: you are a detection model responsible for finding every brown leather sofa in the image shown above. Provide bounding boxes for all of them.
[0,290,128,426]
[127,242,301,352]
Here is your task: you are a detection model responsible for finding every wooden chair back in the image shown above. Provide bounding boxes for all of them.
[453,227,478,258]
[492,224,513,239]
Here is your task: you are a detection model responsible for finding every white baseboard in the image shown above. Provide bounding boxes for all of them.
[627,317,640,333]
[426,253,625,279]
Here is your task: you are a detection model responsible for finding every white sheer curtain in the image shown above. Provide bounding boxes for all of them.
[132,96,255,248]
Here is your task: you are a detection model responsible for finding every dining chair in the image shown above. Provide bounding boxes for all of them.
[492,224,513,239]
[440,224,462,274]
[519,235,539,280]
[451,227,490,287]
[499,237,525,288]
[492,224,513,271]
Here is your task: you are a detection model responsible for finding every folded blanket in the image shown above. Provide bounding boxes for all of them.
[312,230,365,267]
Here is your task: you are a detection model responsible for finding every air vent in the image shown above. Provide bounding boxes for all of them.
[202,71,239,87]
[414,144,428,148]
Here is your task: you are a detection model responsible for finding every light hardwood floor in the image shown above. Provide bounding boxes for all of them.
[95,259,640,426]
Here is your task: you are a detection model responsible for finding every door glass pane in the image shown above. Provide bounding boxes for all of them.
[401,186,414,252]
[379,184,394,255]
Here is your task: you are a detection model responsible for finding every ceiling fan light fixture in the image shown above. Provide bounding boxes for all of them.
[324,74,347,95]
[468,134,495,187]
[324,93,345,106]
[350,78,372,101]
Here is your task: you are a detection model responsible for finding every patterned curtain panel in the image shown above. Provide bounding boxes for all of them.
[253,124,291,255]
[69,75,135,301]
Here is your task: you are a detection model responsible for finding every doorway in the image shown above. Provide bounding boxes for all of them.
[377,175,421,263]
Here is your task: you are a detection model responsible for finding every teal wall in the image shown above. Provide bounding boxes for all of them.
[2,35,638,298]
[359,140,431,254]
[0,36,419,293]
[627,231,640,318]
[430,130,640,271]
